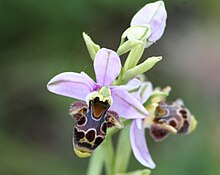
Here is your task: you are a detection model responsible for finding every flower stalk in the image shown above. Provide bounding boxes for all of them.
[87,146,104,175]
[114,124,131,174]
[123,41,145,71]
[103,138,115,175]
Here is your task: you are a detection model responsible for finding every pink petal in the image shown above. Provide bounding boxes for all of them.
[130,120,156,169]
[47,72,97,101]
[110,88,148,119]
[94,48,121,86]
[148,18,166,42]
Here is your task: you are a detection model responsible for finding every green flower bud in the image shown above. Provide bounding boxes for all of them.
[82,32,100,60]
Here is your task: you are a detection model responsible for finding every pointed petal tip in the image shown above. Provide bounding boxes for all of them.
[130,120,156,169]
[145,159,156,169]
[82,31,86,36]
[155,0,165,5]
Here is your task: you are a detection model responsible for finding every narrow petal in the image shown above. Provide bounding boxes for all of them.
[94,48,121,86]
[129,81,153,105]
[130,1,167,42]
[130,120,156,169]
[118,78,141,92]
[136,118,143,129]
[47,72,97,100]
[110,88,148,119]
[139,81,153,104]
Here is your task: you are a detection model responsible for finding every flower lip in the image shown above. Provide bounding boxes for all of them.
[73,147,92,158]
[70,99,125,158]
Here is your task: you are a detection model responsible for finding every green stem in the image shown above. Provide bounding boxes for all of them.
[123,42,145,71]
[87,146,104,175]
[116,42,145,85]
[117,40,142,56]
[114,124,132,174]
[103,138,114,175]
[86,120,131,175]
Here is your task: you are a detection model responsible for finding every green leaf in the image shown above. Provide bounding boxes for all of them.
[114,124,131,174]
[123,41,145,71]
[82,32,100,60]
[123,56,162,82]
[117,39,142,56]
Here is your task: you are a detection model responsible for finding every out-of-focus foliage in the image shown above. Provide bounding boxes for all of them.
[0,0,220,174]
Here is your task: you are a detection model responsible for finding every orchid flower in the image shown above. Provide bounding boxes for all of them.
[129,81,197,169]
[47,48,148,157]
[47,48,148,119]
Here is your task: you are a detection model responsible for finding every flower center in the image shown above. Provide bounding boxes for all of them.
[86,86,113,106]
[90,97,110,119]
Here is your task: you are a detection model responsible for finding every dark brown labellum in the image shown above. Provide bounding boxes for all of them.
[150,124,169,142]
[150,101,193,141]
[69,98,122,157]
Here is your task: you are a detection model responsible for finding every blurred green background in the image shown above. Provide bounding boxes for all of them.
[0,0,219,174]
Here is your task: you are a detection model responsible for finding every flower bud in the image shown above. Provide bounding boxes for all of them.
[82,32,100,60]
[130,1,167,47]
[122,25,151,42]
